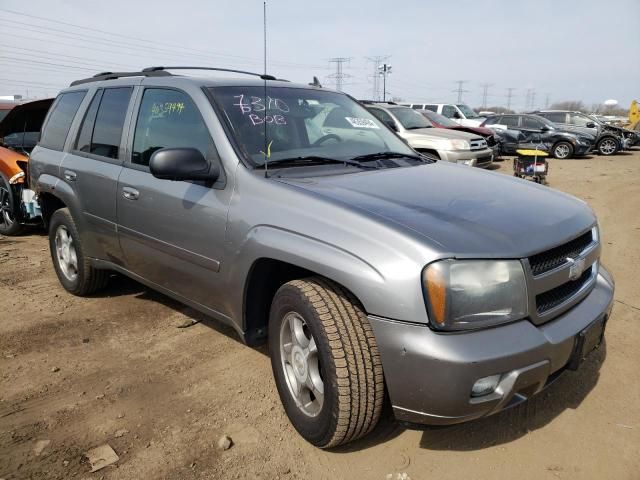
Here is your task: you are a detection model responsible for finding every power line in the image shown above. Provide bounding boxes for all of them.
[0,7,324,69]
[505,87,516,110]
[480,83,493,110]
[328,57,351,92]
[452,80,468,103]
[365,55,390,101]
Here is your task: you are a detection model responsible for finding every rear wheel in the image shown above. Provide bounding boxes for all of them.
[0,173,23,236]
[49,208,109,295]
[269,277,384,448]
[597,137,619,156]
[552,141,573,159]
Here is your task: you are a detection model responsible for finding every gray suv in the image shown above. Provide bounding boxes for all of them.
[30,68,614,448]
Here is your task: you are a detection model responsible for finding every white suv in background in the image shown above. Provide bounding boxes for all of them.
[402,103,486,127]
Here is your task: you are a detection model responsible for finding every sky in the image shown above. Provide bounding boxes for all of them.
[1,0,638,111]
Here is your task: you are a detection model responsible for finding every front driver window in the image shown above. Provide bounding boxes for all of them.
[132,88,216,167]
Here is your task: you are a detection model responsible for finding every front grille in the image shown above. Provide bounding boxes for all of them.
[476,155,493,167]
[470,138,487,150]
[528,231,593,276]
[536,266,593,314]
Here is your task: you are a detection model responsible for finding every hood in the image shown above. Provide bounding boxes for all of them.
[402,127,480,141]
[458,118,486,127]
[0,98,53,139]
[277,162,595,257]
[449,125,495,137]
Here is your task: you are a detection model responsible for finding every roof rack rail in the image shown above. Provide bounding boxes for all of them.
[358,100,397,105]
[70,69,172,86]
[70,66,284,87]
[142,66,280,81]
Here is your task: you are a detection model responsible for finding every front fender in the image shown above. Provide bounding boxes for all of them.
[224,225,400,329]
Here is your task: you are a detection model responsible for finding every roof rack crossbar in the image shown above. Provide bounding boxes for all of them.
[143,66,279,81]
[70,70,172,86]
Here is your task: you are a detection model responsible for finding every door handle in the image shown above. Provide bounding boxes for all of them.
[122,187,139,200]
[63,170,77,182]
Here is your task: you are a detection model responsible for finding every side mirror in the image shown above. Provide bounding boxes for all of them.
[540,125,550,132]
[586,122,596,128]
[149,148,219,182]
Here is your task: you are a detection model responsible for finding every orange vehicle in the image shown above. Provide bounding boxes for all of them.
[0,98,53,235]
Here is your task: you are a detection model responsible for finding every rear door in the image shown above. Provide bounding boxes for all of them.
[116,86,231,311]
[61,86,133,262]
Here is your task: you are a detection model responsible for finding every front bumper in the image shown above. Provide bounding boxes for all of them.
[438,148,494,168]
[369,266,614,426]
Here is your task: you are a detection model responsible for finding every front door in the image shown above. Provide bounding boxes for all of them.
[117,87,232,312]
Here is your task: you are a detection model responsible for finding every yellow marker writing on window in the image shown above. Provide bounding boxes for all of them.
[260,140,273,158]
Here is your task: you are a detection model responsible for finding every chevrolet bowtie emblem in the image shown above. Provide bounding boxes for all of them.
[567,257,586,281]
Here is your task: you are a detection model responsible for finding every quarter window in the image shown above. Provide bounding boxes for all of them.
[75,87,132,159]
[40,91,87,151]
[132,89,215,167]
[543,112,566,123]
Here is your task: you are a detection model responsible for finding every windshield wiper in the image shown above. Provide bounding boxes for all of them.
[351,151,434,163]
[258,155,378,170]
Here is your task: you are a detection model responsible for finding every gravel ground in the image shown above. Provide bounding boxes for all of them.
[1,149,639,480]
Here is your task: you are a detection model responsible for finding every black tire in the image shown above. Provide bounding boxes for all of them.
[0,172,24,236]
[551,141,574,159]
[597,136,619,156]
[269,277,384,448]
[48,208,109,295]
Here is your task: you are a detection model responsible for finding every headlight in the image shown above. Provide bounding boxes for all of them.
[443,139,470,150]
[423,259,528,331]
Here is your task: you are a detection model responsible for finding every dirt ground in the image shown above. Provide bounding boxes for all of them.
[1,150,639,480]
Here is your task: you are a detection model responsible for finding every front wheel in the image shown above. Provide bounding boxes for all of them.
[0,173,23,236]
[552,141,574,159]
[597,137,619,156]
[269,277,384,448]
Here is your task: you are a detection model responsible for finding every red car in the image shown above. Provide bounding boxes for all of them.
[419,109,496,138]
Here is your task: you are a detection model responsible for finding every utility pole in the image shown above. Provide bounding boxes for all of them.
[328,57,351,92]
[452,80,468,103]
[480,83,493,110]
[506,87,516,111]
[378,63,392,101]
[366,55,390,101]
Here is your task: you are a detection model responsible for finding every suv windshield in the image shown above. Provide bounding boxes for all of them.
[456,104,480,119]
[422,110,458,127]
[210,86,414,167]
[388,107,432,130]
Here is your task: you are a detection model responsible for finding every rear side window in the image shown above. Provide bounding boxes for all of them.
[424,105,437,112]
[501,116,520,128]
[543,112,566,123]
[40,91,86,151]
[76,87,132,159]
[132,88,215,167]
[411,105,423,110]
[368,107,395,126]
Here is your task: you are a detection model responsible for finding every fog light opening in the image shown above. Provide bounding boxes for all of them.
[471,374,501,397]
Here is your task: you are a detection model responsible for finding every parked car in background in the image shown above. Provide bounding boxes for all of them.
[402,102,486,127]
[417,109,500,156]
[29,68,614,448]
[365,102,493,167]
[482,114,594,159]
[531,110,635,155]
[0,98,53,235]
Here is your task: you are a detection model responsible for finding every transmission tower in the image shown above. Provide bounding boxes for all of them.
[328,57,351,92]
[452,80,469,103]
[366,55,390,101]
[524,88,537,110]
[506,87,516,111]
[480,83,493,110]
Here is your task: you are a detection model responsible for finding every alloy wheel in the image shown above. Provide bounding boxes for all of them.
[0,184,15,229]
[279,311,324,417]
[554,144,571,159]
[54,225,79,282]
[599,139,616,155]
